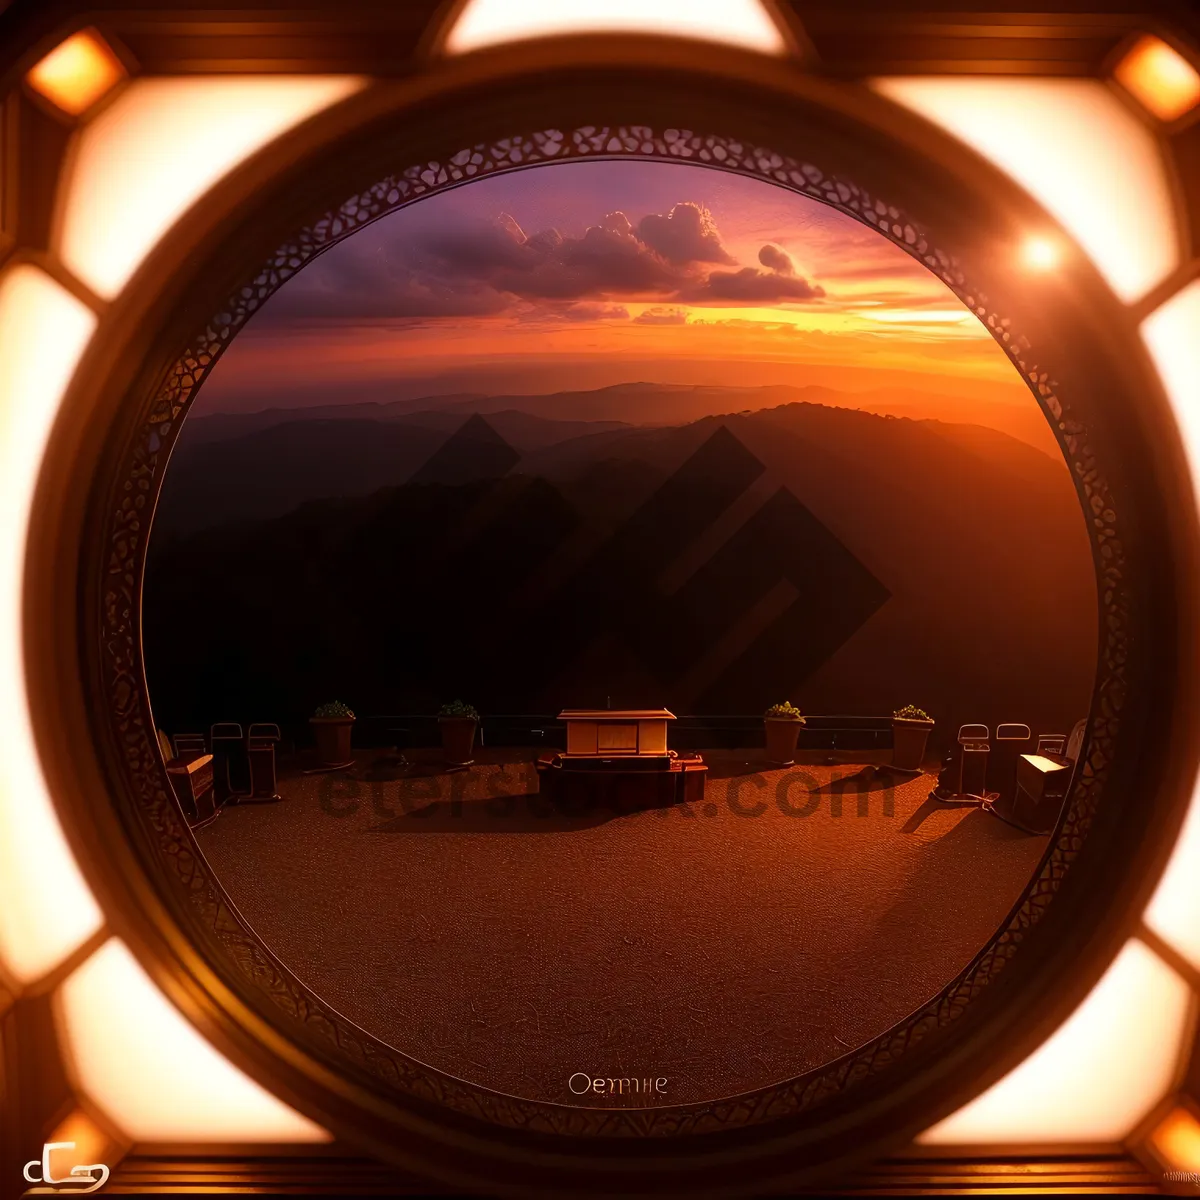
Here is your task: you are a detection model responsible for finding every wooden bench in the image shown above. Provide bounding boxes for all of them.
[167,753,216,827]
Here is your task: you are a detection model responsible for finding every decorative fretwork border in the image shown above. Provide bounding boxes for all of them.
[99,126,1123,1137]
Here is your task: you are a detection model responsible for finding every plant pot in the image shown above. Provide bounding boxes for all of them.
[440,716,478,766]
[310,716,354,766]
[764,717,803,766]
[892,717,933,772]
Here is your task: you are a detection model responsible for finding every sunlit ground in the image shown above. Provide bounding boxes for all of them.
[198,746,1047,1106]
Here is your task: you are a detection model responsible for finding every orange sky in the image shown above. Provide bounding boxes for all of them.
[198,159,1032,414]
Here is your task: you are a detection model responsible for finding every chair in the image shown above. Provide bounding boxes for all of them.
[385,724,413,771]
[167,755,217,826]
[1060,718,1088,798]
[210,722,247,804]
[159,729,216,827]
[246,723,283,800]
[1065,718,1087,767]
[982,723,1032,825]
[933,724,991,803]
[172,732,207,761]
[991,719,1087,835]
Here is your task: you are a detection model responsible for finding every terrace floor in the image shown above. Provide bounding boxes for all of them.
[195,747,1049,1108]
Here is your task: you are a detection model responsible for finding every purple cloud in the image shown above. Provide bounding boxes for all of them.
[758,244,795,275]
[257,201,826,323]
[684,268,825,304]
[637,203,736,266]
[633,307,689,325]
[263,247,511,319]
[519,301,631,323]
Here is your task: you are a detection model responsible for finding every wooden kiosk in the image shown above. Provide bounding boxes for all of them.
[537,708,706,811]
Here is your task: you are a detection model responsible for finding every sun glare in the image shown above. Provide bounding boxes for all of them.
[1020,236,1061,271]
[873,76,1177,304]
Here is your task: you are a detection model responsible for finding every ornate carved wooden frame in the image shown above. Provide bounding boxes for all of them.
[23,41,1200,1194]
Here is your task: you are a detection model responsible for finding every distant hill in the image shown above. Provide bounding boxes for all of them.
[180,381,1062,453]
[176,398,621,448]
[155,409,634,533]
[430,382,1060,458]
[145,400,1096,740]
[157,383,1065,534]
[156,418,444,534]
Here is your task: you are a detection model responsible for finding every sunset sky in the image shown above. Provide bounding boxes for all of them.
[196,159,1031,414]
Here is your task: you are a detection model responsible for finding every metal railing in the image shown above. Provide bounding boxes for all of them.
[355,713,897,752]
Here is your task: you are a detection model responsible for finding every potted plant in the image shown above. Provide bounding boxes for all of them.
[439,700,479,766]
[310,700,355,766]
[764,701,806,766]
[892,705,934,771]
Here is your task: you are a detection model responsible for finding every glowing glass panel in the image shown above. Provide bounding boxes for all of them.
[1149,1104,1200,1173]
[0,265,102,984]
[44,1108,124,1188]
[1143,279,1200,458]
[59,75,365,299]
[1114,35,1200,123]
[872,77,1178,304]
[1145,781,1200,971]
[918,940,1191,1143]
[58,939,330,1142]
[444,0,788,56]
[26,30,126,118]
[1141,280,1200,969]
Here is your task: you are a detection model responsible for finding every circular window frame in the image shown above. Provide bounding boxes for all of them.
[23,39,1200,1194]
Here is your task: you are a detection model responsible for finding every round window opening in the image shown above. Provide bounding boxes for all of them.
[137,143,1107,1114]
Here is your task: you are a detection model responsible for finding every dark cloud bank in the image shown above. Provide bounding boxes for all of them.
[260,202,825,324]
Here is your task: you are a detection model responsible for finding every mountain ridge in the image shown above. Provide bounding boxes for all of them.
[146,395,1096,740]
[156,397,1062,536]
[180,381,1059,458]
